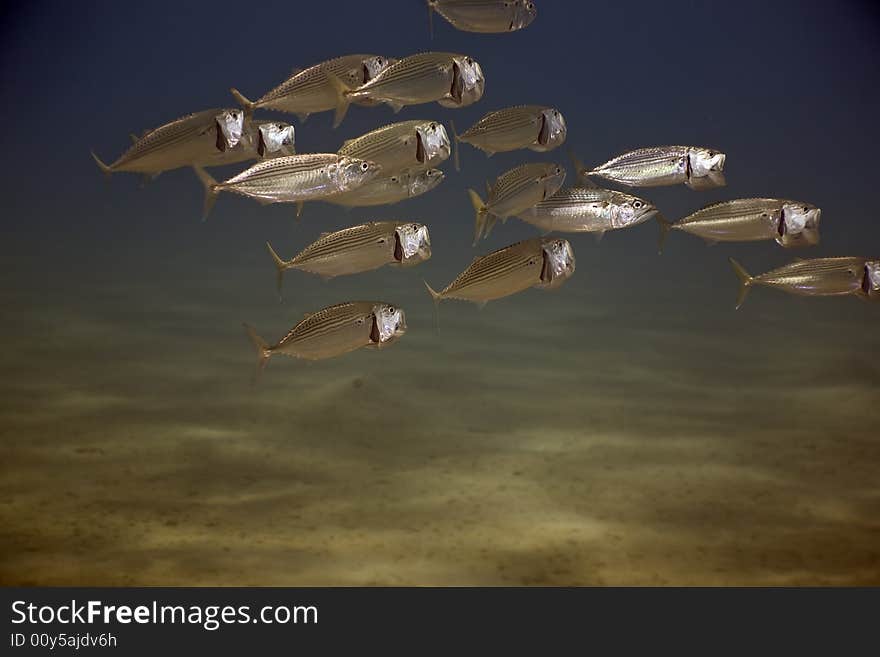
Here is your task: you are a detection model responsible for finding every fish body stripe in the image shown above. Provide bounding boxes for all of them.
[257,55,377,104]
[276,302,377,347]
[356,53,458,94]
[293,223,397,264]
[443,239,543,294]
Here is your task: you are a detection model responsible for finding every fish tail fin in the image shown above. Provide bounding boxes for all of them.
[468,188,490,244]
[91,151,112,179]
[229,88,255,116]
[327,73,352,129]
[243,323,272,384]
[450,118,461,172]
[728,257,754,310]
[423,279,442,334]
[266,241,287,302]
[656,213,673,255]
[193,166,220,221]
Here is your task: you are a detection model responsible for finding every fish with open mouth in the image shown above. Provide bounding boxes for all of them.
[325,168,445,208]
[266,221,431,298]
[517,183,660,240]
[337,120,450,175]
[452,105,565,170]
[427,0,537,35]
[424,237,575,325]
[229,54,397,124]
[252,121,296,158]
[193,154,381,219]
[728,256,877,309]
[572,146,726,190]
[861,261,880,300]
[244,302,407,376]
[659,198,821,252]
[330,52,485,127]
[90,109,294,182]
[469,162,566,243]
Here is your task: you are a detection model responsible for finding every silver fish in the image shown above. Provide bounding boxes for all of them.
[862,261,880,300]
[332,52,485,126]
[427,0,537,35]
[253,121,296,158]
[469,162,566,243]
[517,185,659,240]
[573,146,726,189]
[337,120,450,174]
[729,256,876,309]
[244,302,406,374]
[659,199,821,252]
[91,109,294,180]
[424,237,575,326]
[326,168,445,208]
[452,106,565,169]
[230,54,397,124]
[266,221,431,297]
[194,154,381,219]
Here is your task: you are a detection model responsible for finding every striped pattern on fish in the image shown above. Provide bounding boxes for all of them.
[90,109,280,176]
[729,256,874,309]
[337,120,450,173]
[577,145,726,189]
[230,54,396,122]
[428,0,537,34]
[517,186,658,234]
[265,221,431,298]
[454,105,565,168]
[423,237,575,317]
[665,198,821,248]
[193,154,381,219]
[244,301,407,373]
[469,162,565,242]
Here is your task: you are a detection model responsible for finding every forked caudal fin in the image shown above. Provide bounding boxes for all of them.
[728,257,754,310]
[91,151,112,178]
[327,73,353,129]
[229,88,255,116]
[266,242,288,302]
[468,188,490,245]
[193,166,220,221]
[423,279,442,334]
[243,323,272,384]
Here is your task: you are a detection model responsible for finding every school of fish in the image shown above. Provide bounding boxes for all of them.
[91,0,876,375]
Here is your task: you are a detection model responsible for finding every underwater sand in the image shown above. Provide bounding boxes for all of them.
[1,201,878,586]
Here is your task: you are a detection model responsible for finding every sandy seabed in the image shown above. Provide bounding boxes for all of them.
[2,245,878,587]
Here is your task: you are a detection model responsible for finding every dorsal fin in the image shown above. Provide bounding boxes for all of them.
[129,133,139,144]
[291,67,303,76]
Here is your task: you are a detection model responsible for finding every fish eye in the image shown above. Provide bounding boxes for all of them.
[361,162,369,171]
[388,306,395,313]
[555,167,562,174]
[803,206,809,212]
[633,201,643,209]
[707,151,715,157]
[430,122,436,129]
